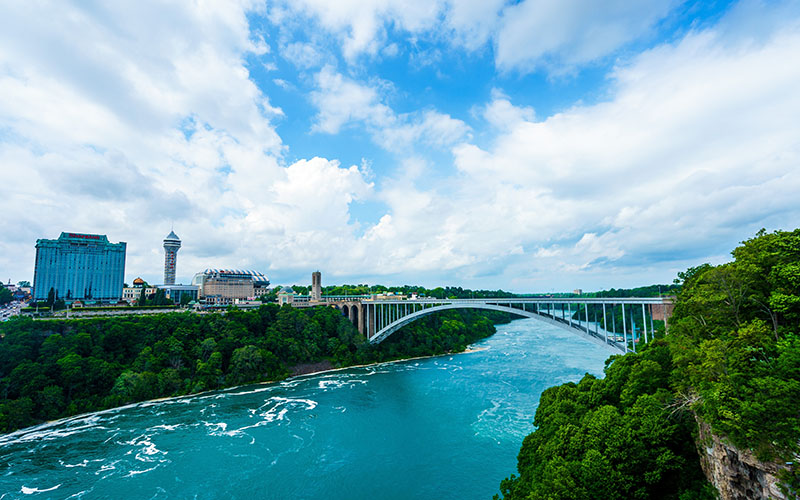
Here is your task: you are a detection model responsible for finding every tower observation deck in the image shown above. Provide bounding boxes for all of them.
[163,231,181,285]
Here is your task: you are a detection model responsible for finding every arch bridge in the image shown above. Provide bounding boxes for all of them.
[348,297,673,354]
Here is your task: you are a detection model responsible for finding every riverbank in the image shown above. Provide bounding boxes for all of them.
[0,305,508,434]
[0,339,494,440]
[289,344,491,379]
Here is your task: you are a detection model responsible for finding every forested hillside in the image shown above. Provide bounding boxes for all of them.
[0,305,511,434]
[498,229,800,499]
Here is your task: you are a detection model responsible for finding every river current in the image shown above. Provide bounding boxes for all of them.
[0,318,613,499]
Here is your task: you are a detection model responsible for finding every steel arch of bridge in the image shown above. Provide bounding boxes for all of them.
[361,298,673,354]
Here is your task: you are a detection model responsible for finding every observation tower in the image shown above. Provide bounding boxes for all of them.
[163,230,181,285]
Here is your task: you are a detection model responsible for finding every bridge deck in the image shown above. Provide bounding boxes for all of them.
[356,296,673,354]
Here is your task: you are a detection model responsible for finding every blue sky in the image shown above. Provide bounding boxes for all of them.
[1,0,799,292]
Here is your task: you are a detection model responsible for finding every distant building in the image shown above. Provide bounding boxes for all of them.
[573,289,583,295]
[163,231,181,285]
[121,285,157,304]
[33,232,126,303]
[311,271,322,301]
[158,284,199,305]
[121,278,156,304]
[192,269,269,305]
[277,286,295,305]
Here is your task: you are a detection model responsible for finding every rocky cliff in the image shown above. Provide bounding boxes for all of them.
[696,419,795,499]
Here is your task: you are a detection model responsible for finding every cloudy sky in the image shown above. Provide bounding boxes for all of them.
[1,0,799,292]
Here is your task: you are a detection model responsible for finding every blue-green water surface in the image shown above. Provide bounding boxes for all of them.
[0,319,614,499]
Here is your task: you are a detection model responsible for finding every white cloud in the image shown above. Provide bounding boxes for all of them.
[270,0,681,74]
[310,66,394,134]
[495,0,678,73]
[310,66,469,152]
[435,11,800,284]
[275,0,441,60]
[282,41,326,68]
[483,90,536,130]
[443,0,507,50]
[0,2,375,285]
[2,0,800,293]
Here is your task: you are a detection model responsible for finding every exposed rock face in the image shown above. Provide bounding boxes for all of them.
[696,419,792,499]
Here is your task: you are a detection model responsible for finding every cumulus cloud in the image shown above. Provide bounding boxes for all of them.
[494,0,678,73]
[310,66,394,134]
[0,2,374,284]
[269,0,682,74]
[273,0,441,60]
[2,0,799,293]
[310,66,470,152]
[433,10,800,286]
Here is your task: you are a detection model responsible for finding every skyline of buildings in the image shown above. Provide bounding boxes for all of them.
[19,229,601,305]
[27,229,272,306]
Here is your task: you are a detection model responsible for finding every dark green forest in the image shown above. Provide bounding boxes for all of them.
[0,305,511,434]
[497,229,800,499]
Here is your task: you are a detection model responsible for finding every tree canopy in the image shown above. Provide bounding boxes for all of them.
[498,228,800,499]
[0,304,510,434]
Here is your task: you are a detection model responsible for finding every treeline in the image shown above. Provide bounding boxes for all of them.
[285,283,518,299]
[0,304,510,434]
[497,228,800,499]
[286,283,676,300]
[586,284,680,298]
[0,288,12,306]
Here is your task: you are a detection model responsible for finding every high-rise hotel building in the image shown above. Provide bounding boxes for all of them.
[163,231,181,285]
[33,232,126,303]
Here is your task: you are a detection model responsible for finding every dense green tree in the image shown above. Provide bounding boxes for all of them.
[497,341,714,500]
[0,302,507,433]
[498,228,800,499]
[0,288,12,306]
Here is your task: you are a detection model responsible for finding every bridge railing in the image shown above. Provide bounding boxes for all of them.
[360,297,674,354]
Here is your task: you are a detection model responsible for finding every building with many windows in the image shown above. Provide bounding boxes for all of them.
[33,232,126,303]
[159,284,199,305]
[192,269,269,304]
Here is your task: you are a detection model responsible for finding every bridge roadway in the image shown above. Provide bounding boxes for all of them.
[330,297,674,354]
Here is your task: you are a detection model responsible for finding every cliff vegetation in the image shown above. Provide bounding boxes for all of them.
[498,229,800,499]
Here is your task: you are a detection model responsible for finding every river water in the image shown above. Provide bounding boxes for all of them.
[0,318,613,499]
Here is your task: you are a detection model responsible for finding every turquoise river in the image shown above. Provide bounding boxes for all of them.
[0,318,613,499]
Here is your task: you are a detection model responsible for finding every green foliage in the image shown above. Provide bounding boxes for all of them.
[0,287,12,306]
[498,228,800,499]
[497,341,713,500]
[0,303,504,434]
[669,229,800,461]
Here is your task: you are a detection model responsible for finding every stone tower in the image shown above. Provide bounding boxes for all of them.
[163,231,181,285]
[311,271,321,301]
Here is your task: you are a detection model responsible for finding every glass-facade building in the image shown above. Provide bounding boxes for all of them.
[33,232,126,303]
